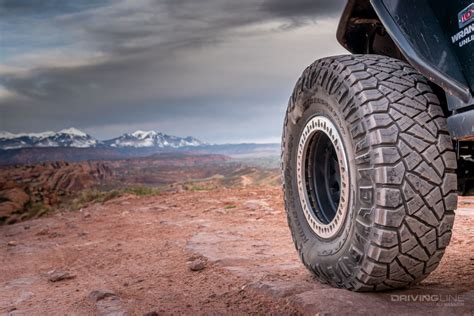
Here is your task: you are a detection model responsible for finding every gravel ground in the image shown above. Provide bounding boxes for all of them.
[1,189,473,315]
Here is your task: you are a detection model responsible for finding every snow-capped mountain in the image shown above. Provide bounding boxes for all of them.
[0,128,98,150]
[0,128,204,150]
[104,130,204,148]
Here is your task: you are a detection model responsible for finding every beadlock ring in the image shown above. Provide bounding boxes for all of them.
[296,116,350,239]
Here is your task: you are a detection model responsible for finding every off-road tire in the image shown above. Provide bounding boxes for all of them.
[282,55,458,291]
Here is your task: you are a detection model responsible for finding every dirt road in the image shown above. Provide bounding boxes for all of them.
[1,188,473,315]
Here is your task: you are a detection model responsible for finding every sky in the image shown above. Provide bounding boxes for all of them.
[0,0,346,143]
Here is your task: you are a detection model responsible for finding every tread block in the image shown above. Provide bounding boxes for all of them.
[372,147,401,164]
[437,231,453,249]
[400,238,418,253]
[384,279,409,288]
[369,125,399,145]
[427,104,444,117]
[405,151,423,170]
[375,188,402,208]
[366,113,393,130]
[406,195,424,215]
[441,151,457,169]
[433,200,446,220]
[406,173,433,195]
[398,96,425,111]
[399,133,430,151]
[398,223,412,242]
[398,254,424,270]
[437,134,454,153]
[375,162,405,185]
[349,245,364,264]
[444,193,458,211]
[373,206,405,228]
[415,162,442,185]
[441,173,457,196]
[425,187,442,208]
[357,270,387,285]
[361,260,388,277]
[367,244,398,263]
[406,245,429,261]
[366,98,390,113]
[396,115,416,130]
[371,227,399,247]
[359,186,374,206]
[419,229,437,255]
[433,117,448,131]
[437,214,455,235]
[405,216,432,237]
[426,250,445,267]
[357,207,373,225]
[424,261,440,274]
[413,206,439,227]
[402,181,416,200]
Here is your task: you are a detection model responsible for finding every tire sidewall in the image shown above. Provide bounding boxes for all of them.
[283,85,359,266]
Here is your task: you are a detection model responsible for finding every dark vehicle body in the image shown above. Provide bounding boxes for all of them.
[338,0,474,191]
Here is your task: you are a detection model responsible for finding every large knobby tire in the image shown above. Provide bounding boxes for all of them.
[282,55,458,291]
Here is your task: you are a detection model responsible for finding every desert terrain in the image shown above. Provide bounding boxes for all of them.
[0,155,473,315]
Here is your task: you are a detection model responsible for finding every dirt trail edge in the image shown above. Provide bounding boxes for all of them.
[1,188,473,315]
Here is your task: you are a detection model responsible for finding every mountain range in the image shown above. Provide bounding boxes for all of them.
[0,128,204,150]
[0,128,280,165]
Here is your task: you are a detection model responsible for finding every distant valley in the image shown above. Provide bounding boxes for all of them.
[0,152,281,224]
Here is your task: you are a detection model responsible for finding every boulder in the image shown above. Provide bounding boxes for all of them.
[2,188,30,206]
[0,201,23,217]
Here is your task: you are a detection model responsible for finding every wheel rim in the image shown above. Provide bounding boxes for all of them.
[296,115,350,239]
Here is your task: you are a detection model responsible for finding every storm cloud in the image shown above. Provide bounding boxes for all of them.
[0,0,346,143]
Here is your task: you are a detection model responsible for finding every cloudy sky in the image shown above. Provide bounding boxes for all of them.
[0,0,346,143]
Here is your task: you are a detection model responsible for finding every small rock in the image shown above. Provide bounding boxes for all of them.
[36,229,50,236]
[7,241,17,247]
[49,232,64,238]
[247,281,314,299]
[48,270,76,282]
[174,184,185,193]
[243,200,273,212]
[143,312,158,316]
[6,306,16,312]
[89,290,127,315]
[88,290,117,302]
[188,258,206,271]
[15,290,33,304]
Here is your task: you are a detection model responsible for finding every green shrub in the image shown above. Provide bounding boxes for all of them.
[22,202,53,220]
[67,186,160,210]
[123,186,160,196]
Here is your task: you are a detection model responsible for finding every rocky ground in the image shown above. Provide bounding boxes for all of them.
[1,188,473,315]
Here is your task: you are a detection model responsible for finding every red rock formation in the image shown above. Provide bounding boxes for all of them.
[0,161,113,223]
